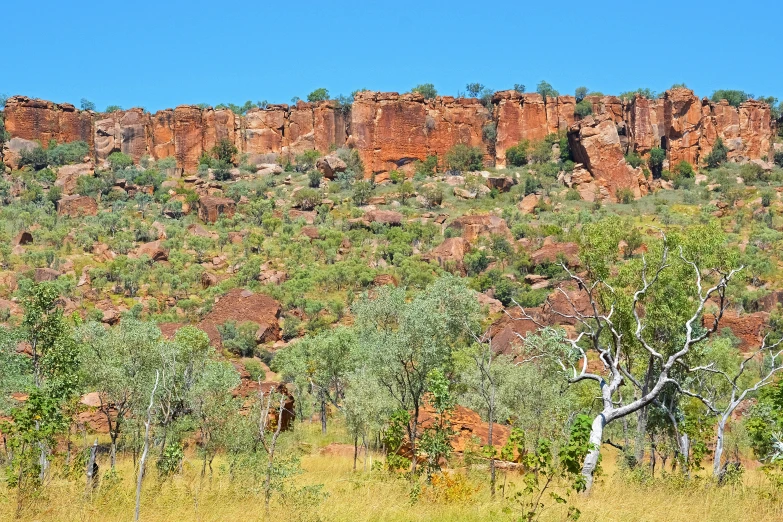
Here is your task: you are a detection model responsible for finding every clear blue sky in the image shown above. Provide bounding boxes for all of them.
[3,0,780,112]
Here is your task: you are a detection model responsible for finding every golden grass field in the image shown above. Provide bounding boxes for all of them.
[2,424,782,522]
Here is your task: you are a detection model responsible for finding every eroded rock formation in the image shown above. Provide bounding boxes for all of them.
[2,88,776,188]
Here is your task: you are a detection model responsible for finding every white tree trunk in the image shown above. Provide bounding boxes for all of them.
[713,417,727,478]
[136,371,159,522]
[581,413,605,492]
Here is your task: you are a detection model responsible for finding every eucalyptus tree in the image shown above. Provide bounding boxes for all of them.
[352,275,481,472]
[517,221,744,491]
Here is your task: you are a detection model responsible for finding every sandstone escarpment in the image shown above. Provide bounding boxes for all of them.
[2,88,776,184]
[351,91,491,174]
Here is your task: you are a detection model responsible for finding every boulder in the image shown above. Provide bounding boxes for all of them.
[518,193,540,214]
[426,237,471,272]
[364,210,403,226]
[486,175,515,192]
[1,137,37,169]
[135,240,169,261]
[57,195,98,217]
[448,214,513,244]
[198,289,282,348]
[34,268,61,282]
[315,154,347,179]
[197,196,236,223]
[530,237,580,267]
[55,163,94,195]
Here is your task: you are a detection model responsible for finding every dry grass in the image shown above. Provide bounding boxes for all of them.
[2,425,782,522]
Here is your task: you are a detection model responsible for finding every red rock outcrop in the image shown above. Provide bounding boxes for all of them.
[493,91,549,166]
[57,195,98,217]
[568,115,646,201]
[197,196,236,223]
[447,214,513,244]
[197,288,281,349]
[351,91,490,174]
[4,96,91,146]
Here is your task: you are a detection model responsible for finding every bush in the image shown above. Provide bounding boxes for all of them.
[295,149,321,172]
[616,187,635,204]
[414,155,438,177]
[648,147,666,178]
[47,140,89,166]
[352,180,374,206]
[506,140,530,167]
[411,83,437,99]
[704,138,728,169]
[530,138,554,164]
[389,170,404,184]
[673,160,694,178]
[308,170,323,188]
[619,88,656,102]
[624,152,644,168]
[245,359,266,382]
[482,122,497,142]
[212,159,232,181]
[293,188,322,210]
[421,184,443,207]
[307,88,329,102]
[536,80,559,100]
[19,145,49,170]
[445,144,483,172]
[761,190,774,207]
[105,105,122,113]
[774,151,783,168]
[464,249,489,276]
[740,162,765,183]
[217,320,258,356]
[211,138,237,164]
[711,90,750,107]
[575,99,593,118]
[574,86,588,103]
[108,151,133,171]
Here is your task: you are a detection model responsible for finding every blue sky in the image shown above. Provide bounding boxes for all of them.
[3,0,779,112]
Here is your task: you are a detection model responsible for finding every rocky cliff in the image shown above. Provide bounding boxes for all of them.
[2,88,776,181]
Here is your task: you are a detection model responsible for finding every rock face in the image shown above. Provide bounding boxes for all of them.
[4,90,775,189]
[448,214,513,244]
[568,115,645,201]
[197,289,282,349]
[197,196,236,223]
[57,195,98,217]
[351,91,491,174]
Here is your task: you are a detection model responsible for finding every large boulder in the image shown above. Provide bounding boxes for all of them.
[426,237,471,272]
[1,137,37,169]
[363,209,403,226]
[55,163,94,195]
[197,196,236,223]
[315,154,347,179]
[135,240,169,261]
[568,115,646,202]
[197,289,282,348]
[448,214,513,244]
[57,195,98,217]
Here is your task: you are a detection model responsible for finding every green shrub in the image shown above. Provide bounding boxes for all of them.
[761,190,774,207]
[774,151,783,167]
[295,149,321,172]
[352,180,374,206]
[536,80,559,100]
[464,249,489,276]
[293,188,322,210]
[108,151,133,171]
[47,140,90,166]
[505,140,530,167]
[245,359,266,382]
[648,147,666,178]
[211,138,237,164]
[19,145,49,170]
[624,152,644,168]
[411,83,437,99]
[704,138,728,169]
[616,187,635,204]
[389,170,405,184]
[444,144,483,172]
[217,320,258,356]
[307,88,330,102]
[414,155,438,177]
[711,90,749,107]
[619,88,656,102]
[212,159,232,181]
[739,162,765,183]
[105,105,122,113]
[308,170,323,188]
[482,122,497,142]
[575,99,593,118]
[421,184,443,207]
[673,160,694,178]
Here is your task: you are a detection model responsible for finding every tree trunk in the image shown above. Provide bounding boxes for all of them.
[320,396,327,434]
[136,371,159,522]
[110,435,117,470]
[713,417,727,478]
[581,413,605,492]
[488,400,496,499]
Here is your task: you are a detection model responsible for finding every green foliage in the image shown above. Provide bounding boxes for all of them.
[414,155,439,177]
[482,122,497,142]
[774,151,783,168]
[211,138,238,164]
[307,88,330,103]
[575,99,593,118]
[411,83,438,99]
[574,86,588,103]
[245,359,266,381]
[513,84,526,93]
[217,320,259,356]
[308,170,323,188]
[105,105,122,113]
[711,89,750,107]
[108,151,133,171]
[46,140,90,166]
[704,137,729,169]
[351,180,374,206]
[648,147,666,178]
[80,98,95,111]
[624,151,643,168]
[444,144,484,172]
[619,88,657,101]
[19,145,49,170]
[466,83,485,97]
[536,80,559,100]
[506,140,530,167]
[295,149,321,172]
[293,188,322,210]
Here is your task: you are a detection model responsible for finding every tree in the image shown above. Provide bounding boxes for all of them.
[307,88,330,102]
[518,225,743,491]
[105,105,122,113]
[211,138,237,164]
[513,84,526,93]
[574,86,588,103]
[353,276,480,473]
[704,138,728,169]
[108,151,133,171]
[466,83,485,98]
[506,140,530,167]
[80,98,96,111]
[575,100,593,118]
[411,83,438,99]
[648,147,666,178]
[77,319,159,468]
[711,90,750,108]
[444,144,484,172]
[536,81,559,100]
[619,88,657,102]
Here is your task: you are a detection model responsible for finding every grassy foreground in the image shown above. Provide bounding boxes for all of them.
[2,423,782,522]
